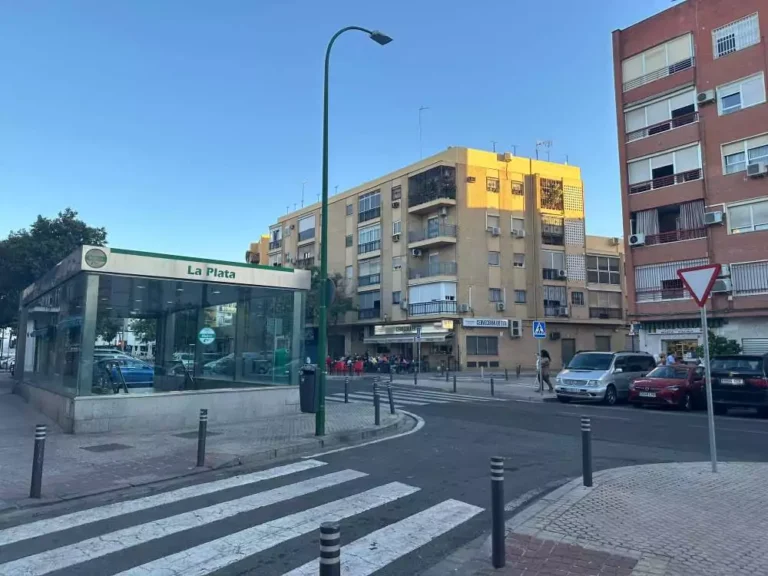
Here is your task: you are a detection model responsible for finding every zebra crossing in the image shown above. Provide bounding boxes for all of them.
[326,383,507,409]
[0,459,483,575]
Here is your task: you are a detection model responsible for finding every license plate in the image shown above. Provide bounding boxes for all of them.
[721,378,744,385]
[639,391,656,398]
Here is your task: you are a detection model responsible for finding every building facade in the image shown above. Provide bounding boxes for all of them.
[264,147,628,370]
[613,0,768,359]
[246,234,270,265]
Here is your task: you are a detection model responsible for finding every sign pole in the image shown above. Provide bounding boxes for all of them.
[537,338,542,395]
[701,306,717,473]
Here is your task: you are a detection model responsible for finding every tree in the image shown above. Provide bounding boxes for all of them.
[0,209,107,329]
[96,315,122,344]
[130,318,158,343]
[305,267,356,326]
[696,330,741,359]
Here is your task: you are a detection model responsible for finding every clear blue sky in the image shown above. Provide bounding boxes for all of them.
[0,0,673,261]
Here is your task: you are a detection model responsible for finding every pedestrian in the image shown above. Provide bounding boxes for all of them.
[666,351,676,365]
[538,350,554,393]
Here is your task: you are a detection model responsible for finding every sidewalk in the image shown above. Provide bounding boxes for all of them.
[475,461,768,576]
[0,373,410,510]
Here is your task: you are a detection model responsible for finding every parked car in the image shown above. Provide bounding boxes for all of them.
[710,354,768,416]
[628,364,705,410]
[555,351,656,405]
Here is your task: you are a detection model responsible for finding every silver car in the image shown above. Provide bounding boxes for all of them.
[554,351,656,405]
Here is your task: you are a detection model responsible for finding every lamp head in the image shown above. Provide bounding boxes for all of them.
[369,30,393,45]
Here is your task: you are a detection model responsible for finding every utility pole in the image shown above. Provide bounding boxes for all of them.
[418,106,429,159]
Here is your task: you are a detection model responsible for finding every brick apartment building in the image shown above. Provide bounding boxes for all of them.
[258,147,628,371]
[613,0,768,358]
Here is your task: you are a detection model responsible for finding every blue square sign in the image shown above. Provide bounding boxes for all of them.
[533,321,547,339]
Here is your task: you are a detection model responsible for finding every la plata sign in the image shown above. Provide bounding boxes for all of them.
[187,265,236,279]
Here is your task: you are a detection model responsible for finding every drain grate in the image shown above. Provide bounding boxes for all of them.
[173,431,222,439]
[80,443,133,453]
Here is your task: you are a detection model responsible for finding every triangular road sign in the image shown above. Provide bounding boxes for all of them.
[677,264,721,307]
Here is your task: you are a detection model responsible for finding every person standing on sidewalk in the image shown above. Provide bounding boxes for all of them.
[538,350,554,392]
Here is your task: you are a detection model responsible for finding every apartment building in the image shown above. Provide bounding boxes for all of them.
[246,234,270,265]
[613,0,768,359]
[261,147,627,371]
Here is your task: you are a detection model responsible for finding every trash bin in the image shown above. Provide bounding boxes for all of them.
[300,365,318,414]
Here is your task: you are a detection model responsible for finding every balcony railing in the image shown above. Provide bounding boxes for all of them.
[358,240,381,255]
[544,305,569,317]
[629,168,702,195]
[623,57,694,92]
[408,224,457,243]
[626,111,698,143]
[409,301,457,316]
[358,308,381,320]
[542,268,565,280]
[359,207,381,223]
[636,287,692,303]
[408,261,458,279]
[298,229,315,242]
[589,307,623,319]
[296,258,315,269]
[358,273,381,287]
[644,227,706,246]
[268,239,282,251]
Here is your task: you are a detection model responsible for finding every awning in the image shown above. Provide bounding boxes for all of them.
[364,333,453,344]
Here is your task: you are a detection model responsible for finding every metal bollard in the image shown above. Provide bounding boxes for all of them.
[490,456,505,568]
[197,409,208,467]
[387,379,395,414]
[453,373,457,394]
[389,371,393,383]
[505,368,509,381]
[373,377,379,406]
[516,364,521,378]
[581,416,592,487]
[414,370,418,386]
[374,391,381,426]
[319,522,341,576]
[344,376,349,403]
[490,377,495,396]
[29,424,47,499]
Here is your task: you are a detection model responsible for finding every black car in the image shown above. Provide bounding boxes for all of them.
[710,354,768,416]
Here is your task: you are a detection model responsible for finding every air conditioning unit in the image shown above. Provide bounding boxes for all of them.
[558,269,567,279]
[511,229,526,238]
[400,300,408,310]
[496,302,506,312]
[558,306,569,317]
[392,200,401,208]
[697,90,716,104]
[719,264,731,277]
[467,176,476,183]
[704,211,723,225]
[392,233,401,242]
[487,226,501,236]
[290,224,295,229]
[628,233,646,247]
[458,303,470,313]
[440,206,448,217]
[411,249,422,257]
[610,237,621,246]
[747,162,768,178]
[510,319,521,338]
[711,278,732,293]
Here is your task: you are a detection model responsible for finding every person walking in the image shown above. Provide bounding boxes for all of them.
[538,350,554,393]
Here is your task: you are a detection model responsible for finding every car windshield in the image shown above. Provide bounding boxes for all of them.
[567,353,614,371]
[711,357,763,373]
[647,366,688,379]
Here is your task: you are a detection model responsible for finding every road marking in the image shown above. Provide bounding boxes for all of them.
[689,424,768,435]
[0,470,365,576]
[303,410,425,458]
[0,459,326,548]
[390,386,502,402]
[282,499,483,575]
[115,482,421,576]
[555,411,631,422]
[337,392,434,406]
[326,396,408,409]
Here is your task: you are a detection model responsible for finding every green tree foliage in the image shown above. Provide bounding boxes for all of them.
[96,315,122,344]
[696,330,742,358]
[130,318,158,343]
[0,209,107,329]
[305,267,356,326]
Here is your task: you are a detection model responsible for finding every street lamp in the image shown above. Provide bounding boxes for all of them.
[316,27,393,436]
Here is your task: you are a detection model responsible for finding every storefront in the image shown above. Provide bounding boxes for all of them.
[363,321,455,370]
[14,246,310,433]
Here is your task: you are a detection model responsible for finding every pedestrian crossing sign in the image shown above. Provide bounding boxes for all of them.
[533,321,546,339]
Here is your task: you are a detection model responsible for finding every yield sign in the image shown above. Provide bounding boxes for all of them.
[677,264,721,307]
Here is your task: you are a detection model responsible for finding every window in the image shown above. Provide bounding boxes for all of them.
[542,250,566,271]
[594,335,612,352]
[489,288,503,302]
[541,215,564,245]
[358,224,381,254]
[298,215,315,242]
[392,256,403,270]
[587,256,621,285]
[486,214,500,229]
[722,135,768,174]
[345,234,353,247]
[392,220,402,235]
[391,185,402,201]
[628,144,701,193]
[513,253,525,268]
[346,204,353,216]
[732,261,768,296]
[358,258,381,286]
[488,251,500,266]
[486,177,500,192]
[718,73,765,115]
[466,335,499,356]
[358,190,381,222]
[713,14,759,59]
[511,217,525,233]
[571,291,585,306]
[621,34,693,91]
[269,254,282,267]
[392,291,401,304]
[511,181,524,196]
[514,290,526,304]
[543,285,567,316]
[358,291,381,318]
[727,198,768,234]
[345,265,353,281]
[634,258,708,302]
[540,178,564,211]
[624,89,697,141]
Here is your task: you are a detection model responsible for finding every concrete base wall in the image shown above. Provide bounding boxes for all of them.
[14,382,301,434]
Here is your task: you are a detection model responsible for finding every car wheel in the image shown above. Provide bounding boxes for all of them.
[681,392,693,412]
[603,385,617,406]
[557,396,571,404]
[713,403,727,416]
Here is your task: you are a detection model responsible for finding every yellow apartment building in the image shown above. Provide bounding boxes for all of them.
[257,147,628,371]
[246,234,270,265]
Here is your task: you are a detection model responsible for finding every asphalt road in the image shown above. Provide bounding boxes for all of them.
[1,378,766,575]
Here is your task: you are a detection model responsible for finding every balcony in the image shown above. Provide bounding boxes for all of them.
[636,285,691,303]
[409,300,457,316]
[358,308,381,320]
[629,168,701,195]
[542,268,565,281]
[297,229,315,243]
[359,207,381,223]
[589,307,623,320]
[408,224,458,249]
[623,57,694,92]
[644,227,706,246]
[268,239,282,252]
[626,111,698,143]
[295,257,314,269]
[408,166,457,214]
[358,240,381,255]
[408,261,458,281]
[544,305,569,318]
[358,273,381,287]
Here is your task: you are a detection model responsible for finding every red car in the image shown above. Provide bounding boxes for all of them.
[629,364,706,411]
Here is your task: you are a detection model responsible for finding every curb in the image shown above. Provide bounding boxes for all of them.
[0,412,415,514]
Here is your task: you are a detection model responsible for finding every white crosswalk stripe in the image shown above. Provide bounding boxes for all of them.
[0,460,482,576]
[390,385,504,402]
[328,385,507,407]
[325,396,411,410]
[333,392,433,406]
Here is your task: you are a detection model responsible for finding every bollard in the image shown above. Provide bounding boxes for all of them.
[387,380,395,415]
[581,416,592,487]
[29,424,47,499]
[505,368,509,381]
[414,370,418,386]
[196,409,208,467]
[490,377,495,397]
[389,371,393,383]
[374,391,381,426]
[445,370,449,382]
[373,377,379,407]
[516,364,521,378]
[491,456,505,568]
[453,373,457,394]
[344,376,349,403]
[319,522,341,576]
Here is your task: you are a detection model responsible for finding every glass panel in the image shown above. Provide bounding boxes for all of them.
[729,205,752,231]
[721,92,742,113]
[725,152,746,174]
[752,201,768,228]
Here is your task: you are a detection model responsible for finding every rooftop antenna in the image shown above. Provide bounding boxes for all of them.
[510,145,518,156]
[301,181,306,207]
[293,203,297,211]
[335,185,339,195]
[491,140,497,153]
[535,140,553,161]
[419,106,430,159]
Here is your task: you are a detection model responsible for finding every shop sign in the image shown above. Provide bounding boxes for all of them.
[654,328,702,335]
[198,327,216,345]
[374,322,448,336]
[462,318,509,328]
[187,265,236,279]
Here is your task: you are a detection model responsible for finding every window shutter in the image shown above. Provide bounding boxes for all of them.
[622,54,643,83]
[666,35,692,63]
[674,145,700,172]
[742,75,766,107]
[669,90,695,111]
[628,159,651,184]
[625,108,646,132]
[645,100,670,125]
[644,46,666,73]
